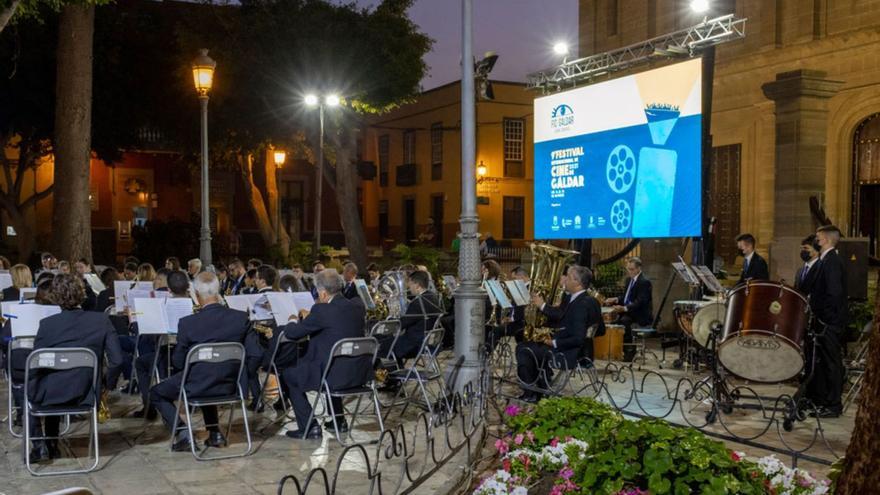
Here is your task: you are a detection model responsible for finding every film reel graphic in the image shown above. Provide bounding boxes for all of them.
[610,199,632,233]
[606,145,637,194]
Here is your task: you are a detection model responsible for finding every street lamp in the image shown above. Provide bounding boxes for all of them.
[273,149,286,240]
[305,93,340,255]
[192,48,216,267]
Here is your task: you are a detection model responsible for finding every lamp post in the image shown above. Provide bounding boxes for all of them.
[273,149,286,241]
[305,93,340,256]
[452,0,485,392]
[192,49,216,267]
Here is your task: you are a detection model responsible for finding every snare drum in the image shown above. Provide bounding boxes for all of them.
[718,281,810,383]
[594,324,624,361]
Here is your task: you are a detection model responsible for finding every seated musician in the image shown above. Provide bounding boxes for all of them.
[290,264,310,292]
[246,265,288,411]
[278,269,366,440]
[1,278,53,429]
[94,267,120,313]
[515,265,604,403]
[377,270,442,367]
[132,271,191,418]
[27,274,124,463]
[150,272,258,451]
[366,263,381,289]
[227,259,247,295]
[341,262,359,300]
[488,266,530,350]
[3,263,33,302]
[603,257,653,362]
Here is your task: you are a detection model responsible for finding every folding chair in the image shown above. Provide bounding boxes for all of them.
[23,348,100,476]
[8,337,34,438]
[386,327,450,417]
[520,325,600,398]
[256,332,295,414]
[304,337,384,445]
[170,342,252,460]
[142,334,177,418]
[369,319,402,372]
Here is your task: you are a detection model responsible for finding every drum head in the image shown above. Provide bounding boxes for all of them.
[691,302,726,347]
[718,331,803,383]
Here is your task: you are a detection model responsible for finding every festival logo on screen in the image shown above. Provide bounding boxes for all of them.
[550,104,574,131]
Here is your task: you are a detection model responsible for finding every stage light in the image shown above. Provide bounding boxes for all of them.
[304,94,319,106]
[553,42,569,56]
[325,94,341,107]
[690,0,710,13]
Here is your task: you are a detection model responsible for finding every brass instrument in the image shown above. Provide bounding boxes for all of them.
[98,390,111,423]
[366,283,389,321]
[524,243,581,343]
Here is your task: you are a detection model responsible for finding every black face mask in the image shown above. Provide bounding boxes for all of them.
[800,250,812,262]
[737,249,746,257]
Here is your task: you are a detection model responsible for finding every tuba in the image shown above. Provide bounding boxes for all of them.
[524,243,581,344]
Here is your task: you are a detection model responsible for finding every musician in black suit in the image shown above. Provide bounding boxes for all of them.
[515,265,604,403]
[605,257,653,362]
[487,266,530,350]
[735,233,769,285]
[227,259,247,295]
[279,269,367,440]
[795,234,821,292]
[378,270,441,365]
[150,271,257,451]
[341,262,359,300]
[804,225,848,418]
[3,263,32,302]
[27,274,124,462]
[245,265,284,410]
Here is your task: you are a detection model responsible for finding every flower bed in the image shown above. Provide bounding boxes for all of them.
[475,398,830,495]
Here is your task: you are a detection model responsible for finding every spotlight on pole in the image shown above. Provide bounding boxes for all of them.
[304,94,319,106]
[475,51,498,101]
[690,0,710,13]
[325,94,341,107]
[553,42,569,57]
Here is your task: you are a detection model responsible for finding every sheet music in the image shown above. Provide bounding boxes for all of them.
[291,292,315,313]
[442,275,458,292]
[671,262,699,285]
[83,273,105,293]
[482,281,498,307]
[694,265,725,294]
[266,292,298,326]
[0,271,12,291]
[136,297,194,334]
[126,289,153,321]
[505,281,529,306]
[486,280,513,309]
[224,294,255,314]
[251,294,273,321]
[165,298,194,333]
[354,279,376,310]
[4,302,62,337]
[19,287,37,303]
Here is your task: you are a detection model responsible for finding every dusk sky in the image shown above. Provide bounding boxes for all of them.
[353,0,579,90]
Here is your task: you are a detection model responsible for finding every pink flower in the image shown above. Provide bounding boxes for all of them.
[550,437,559,447]
[559,467,574,480]
[514,434,525,445]
[504,404,522,416]
[730,451,742,462]
[526,430,535,443]
[502,458,512,472]
[494,438,509,454]
[550,486,564,495]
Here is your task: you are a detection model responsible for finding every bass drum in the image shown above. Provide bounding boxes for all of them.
[691,301,727,348]
[718,281,810,383]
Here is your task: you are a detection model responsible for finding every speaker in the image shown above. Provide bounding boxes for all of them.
[837,238,869,300]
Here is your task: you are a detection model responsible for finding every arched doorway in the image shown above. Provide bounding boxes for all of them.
[852,113,880,259]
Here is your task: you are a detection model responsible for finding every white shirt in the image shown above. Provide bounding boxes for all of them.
[820,246,835,260]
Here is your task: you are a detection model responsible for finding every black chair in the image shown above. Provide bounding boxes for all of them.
[520,325,601,398]
[170,342,252,460]
[7,336,34,438]
[385,326,450,418]
[304,337,384,445]
[23,347,100,476]
[368,319,402,371]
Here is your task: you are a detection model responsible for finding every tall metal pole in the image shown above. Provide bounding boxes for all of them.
[198,95,212,267]
[275,165,281,243]
[452,0,485,391]
[314,104,325,256]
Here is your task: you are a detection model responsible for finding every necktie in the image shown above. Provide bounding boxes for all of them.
[743,258,750,274]
[623,278,634,305]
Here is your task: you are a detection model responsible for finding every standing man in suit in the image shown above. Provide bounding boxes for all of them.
[804,225,848,418]
[27,274,124,462]
[341,262,359,300]
[150,272,256,451]
[516,265,604,403]
[605,257,653,362]
[279,269,367,439]
[735,233,769,284]
[795,234,821,292]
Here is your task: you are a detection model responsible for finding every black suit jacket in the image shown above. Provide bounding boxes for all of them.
[738,252,769,285]
[95,288,113,313]
[542,292,604,367]
[794,261,819,293]
[29,310,124,407]
[808,250,848,329]
[171,303,256,398]
[2,286,20,302]
[398,291,442,353]
[282,296,366,391]
[230,275,247,295]
[342,280,359,300]
[622,274,653,326]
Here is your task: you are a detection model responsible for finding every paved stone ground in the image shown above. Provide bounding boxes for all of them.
[0,360,479,495]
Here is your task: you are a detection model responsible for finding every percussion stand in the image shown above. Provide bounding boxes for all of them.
[685,323,734,424]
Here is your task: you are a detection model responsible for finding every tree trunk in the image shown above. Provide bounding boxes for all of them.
[264,151,290,259]
[52,4,94,262]
[0,0,21,34]
[241,154,280,256]
[332,129,367,270]
[835,281,880,494]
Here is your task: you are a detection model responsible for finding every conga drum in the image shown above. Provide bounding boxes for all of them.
[718,281,810,383]
[594,324,624,361]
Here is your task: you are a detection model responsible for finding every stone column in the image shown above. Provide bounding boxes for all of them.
[761,70,842,281]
